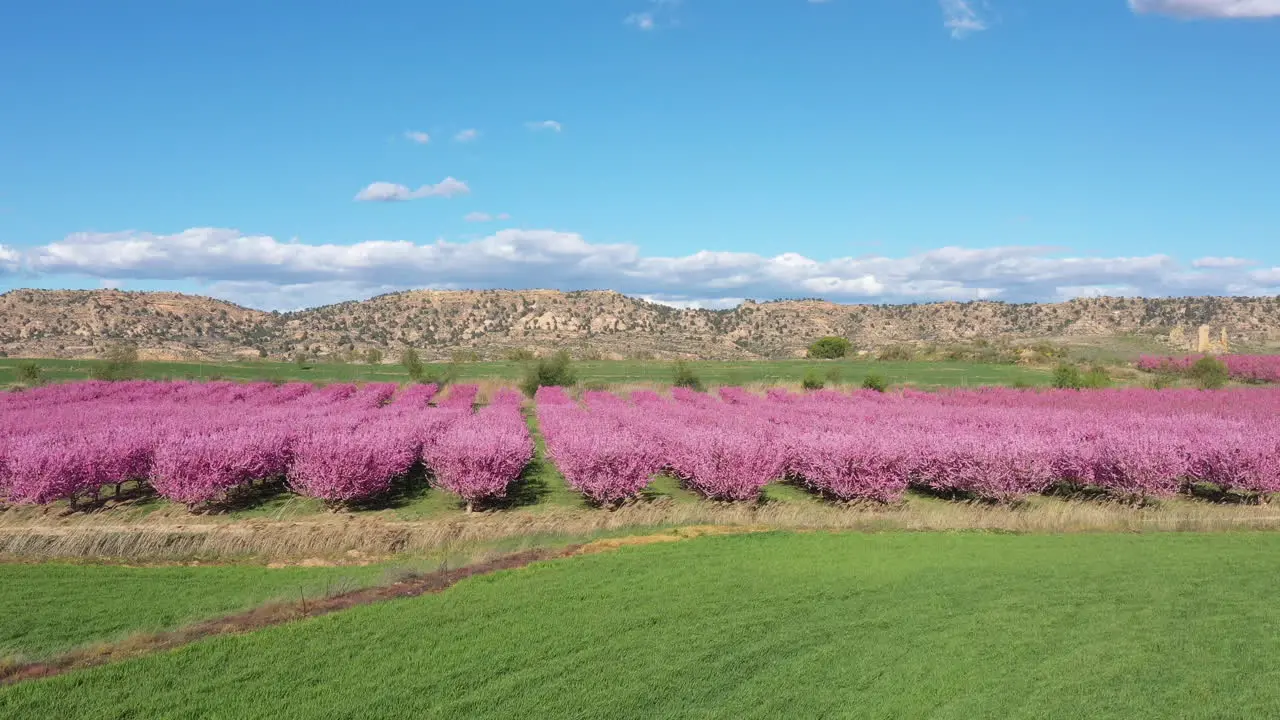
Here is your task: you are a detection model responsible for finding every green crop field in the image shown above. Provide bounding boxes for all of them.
[0,356,1051,388]
[0,562,397,660]
[4,532,1280,719]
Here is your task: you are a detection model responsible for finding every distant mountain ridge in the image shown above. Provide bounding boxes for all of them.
[2,288,1279,361]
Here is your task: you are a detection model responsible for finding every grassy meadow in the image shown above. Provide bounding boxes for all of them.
[5,532,1280,719]
[0,355,1053,388]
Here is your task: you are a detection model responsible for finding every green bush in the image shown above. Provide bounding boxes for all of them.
[861,373,888,392]
[418,363,459,387]
[1148,372,1176,390]
[801,370,825,391]
[504,348,536,362]
[1052,363,1083,390]
[16,361,43,385]
[90,343,140,381]
[671,361,705,392]
[1081,364,1112,389]
[519,351,577,397]
[877,345,914,362]
[824,366,843,387]
[1190,356,1229,390]
[807,336,851,360]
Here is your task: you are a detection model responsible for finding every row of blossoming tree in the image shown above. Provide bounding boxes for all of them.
[538,385,1280,505]
[1138,354,1280,384]
[0,380,532,511]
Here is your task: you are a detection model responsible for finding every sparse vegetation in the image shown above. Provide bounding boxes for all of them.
[364,348,383,364]
[877,345,914,362]
[861,373,888,392]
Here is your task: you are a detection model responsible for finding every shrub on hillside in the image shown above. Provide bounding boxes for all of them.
[520,351,577,397]
[671,361,705,392]
[807,336,851,360]
[1190,356,1229,390]
[504,348,536,362]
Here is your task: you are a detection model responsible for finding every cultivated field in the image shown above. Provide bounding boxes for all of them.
[4,374,1280,717]
[5,532,1280,718]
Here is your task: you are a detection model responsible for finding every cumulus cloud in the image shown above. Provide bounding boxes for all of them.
[0,244,22,273]
[353,178,470,202]
[941,0,988,37]
[16,226,1279,311]
[453,129,479,143]
[403,131,430,144]
[1129,0,1280,17]
[526,120,563,132]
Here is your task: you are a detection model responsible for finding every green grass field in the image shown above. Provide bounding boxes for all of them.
[0,562,399,660]
[4,532,1280,719]
[0,356,1051,388]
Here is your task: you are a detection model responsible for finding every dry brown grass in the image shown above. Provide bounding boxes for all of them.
[2,496,1279,563]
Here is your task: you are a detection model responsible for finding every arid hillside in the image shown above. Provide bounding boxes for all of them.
[2,288,1279,361]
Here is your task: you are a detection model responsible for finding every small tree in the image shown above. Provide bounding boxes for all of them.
[807,336,851,360]
[365,347,383,365]
[90,343,140,381]
[1052,363,1083,390]
[671,361,705,392]
[1189,356,1229,390]
[401,347,424,381]
[861,373,888,392]
[519,351,577,397]
[16,360,43,385]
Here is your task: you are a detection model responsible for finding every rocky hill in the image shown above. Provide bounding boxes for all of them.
[2,288,1280,361]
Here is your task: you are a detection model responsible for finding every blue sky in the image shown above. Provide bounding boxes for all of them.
[0,0,1278,310]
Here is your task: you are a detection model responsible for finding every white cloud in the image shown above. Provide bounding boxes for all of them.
[497,212,511,221]
[941,0,988,38]
[354,178,470,202]
[464,212,493,223]
[1129,0,1280,17]
[403,131,430,144]
[18,227,1279,311]
[0,244,20,273]
[526,120,563,132]
[626,12,656,30]
[1192,256,1256,269]
[454,129,479,143]
[626,0,680,30]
